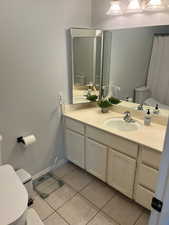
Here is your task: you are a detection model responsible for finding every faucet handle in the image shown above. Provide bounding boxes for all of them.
[124,111,130,115]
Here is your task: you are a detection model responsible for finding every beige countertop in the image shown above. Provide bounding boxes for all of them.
[64,107,167,153]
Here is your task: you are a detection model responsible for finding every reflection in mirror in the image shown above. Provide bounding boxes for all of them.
[70,28,103,104]
[102,25,169,112]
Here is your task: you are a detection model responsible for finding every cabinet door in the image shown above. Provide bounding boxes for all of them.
[86,138,107,181]
[65,129,85,168]
[108,148,136,198]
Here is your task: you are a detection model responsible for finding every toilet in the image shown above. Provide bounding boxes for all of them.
[134,86,151,104]
[0,164,28,225]
[0,135,43,225]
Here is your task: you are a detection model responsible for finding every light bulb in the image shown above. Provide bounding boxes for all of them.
[106,0,123,16]
[144,0,165,11]
[126,0,142,13]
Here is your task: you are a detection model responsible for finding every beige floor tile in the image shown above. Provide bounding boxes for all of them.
[45,184,77,210]
[88,212,118,225]
[136,212,150,225]
[44,212,68,225]
[32,190,38,199]
[102,194,143,225]
[32,195,54,221]
[80,180,116,208]
[57,194,98,225]
[62,168,93,191]
[52,162,77,178]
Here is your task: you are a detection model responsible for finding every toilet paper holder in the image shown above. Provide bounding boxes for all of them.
[17,134,36,146]
[17,136,25,144]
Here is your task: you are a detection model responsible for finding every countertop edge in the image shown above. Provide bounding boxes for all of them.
[63,114,164,153]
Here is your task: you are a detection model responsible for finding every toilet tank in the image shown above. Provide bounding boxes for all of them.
[0,135,2,165]
[135,86,151,104]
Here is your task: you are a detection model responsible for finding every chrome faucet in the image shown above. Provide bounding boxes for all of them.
[123,111,135,123]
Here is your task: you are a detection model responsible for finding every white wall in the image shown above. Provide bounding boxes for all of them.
[0,0,91,175]
[92,0,169,29]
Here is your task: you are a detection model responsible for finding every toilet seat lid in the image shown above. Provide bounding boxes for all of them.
[0,165,28,225]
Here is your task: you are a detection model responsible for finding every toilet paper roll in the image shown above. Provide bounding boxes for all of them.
[22,135,36,147]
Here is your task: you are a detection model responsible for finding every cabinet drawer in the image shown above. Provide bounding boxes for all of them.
[86,126,138,158]
[65,118,85,134]
[135,185,154,210]
[139,164,158,192]
[142,146,161,169]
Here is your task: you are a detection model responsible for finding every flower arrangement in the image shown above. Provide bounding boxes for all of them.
[97,99,112,113]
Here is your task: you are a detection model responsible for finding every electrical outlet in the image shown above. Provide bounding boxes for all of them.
[58,92,64,105]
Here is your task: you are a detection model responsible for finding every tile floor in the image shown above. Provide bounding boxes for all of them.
[31,162,150,225]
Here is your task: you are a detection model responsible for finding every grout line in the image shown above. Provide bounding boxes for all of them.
[86,210,101,225]
[57,210,72,225]
[100,209,121,225]
[76,183,121,225]
[77,179,94,192]
[100,192,117,211]
[78,178,95,192]
[44,202,57,213]
[55,192,79,211]
[98,193,141,225]
[55,191,99,225]
[77,189,116,211]
[63,182,79,192]
[31,196,55,221]
[43,184,79,212]
[84,206,121,225]
[42,211,56,222]
[100,211,121,225]
[77,192,100,210]
[133,210,145,225]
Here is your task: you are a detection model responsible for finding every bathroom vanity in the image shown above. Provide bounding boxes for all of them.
[67,25,169,211]
[63,107,166,210]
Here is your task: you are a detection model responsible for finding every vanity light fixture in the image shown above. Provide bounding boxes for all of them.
[126,0,143,13]
[107,0,167,16]
[144,0,165,11]
[106,0,123,16]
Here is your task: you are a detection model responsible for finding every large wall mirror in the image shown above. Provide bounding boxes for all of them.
[103,25,169,112]
[69,28,103,104]
[69,25,169,115]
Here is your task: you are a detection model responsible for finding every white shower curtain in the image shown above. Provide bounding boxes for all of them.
[147,35,169,106]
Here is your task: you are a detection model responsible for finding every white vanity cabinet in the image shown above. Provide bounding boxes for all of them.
[86,138,107,182]
[108,148,136,198]
[134,146,161,210]
[64,117,162,210]
[65,118,85,169]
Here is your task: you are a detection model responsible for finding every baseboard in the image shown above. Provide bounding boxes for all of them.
[32,158,67,180]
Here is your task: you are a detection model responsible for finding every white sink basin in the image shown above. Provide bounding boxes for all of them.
[104,117,141,131]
